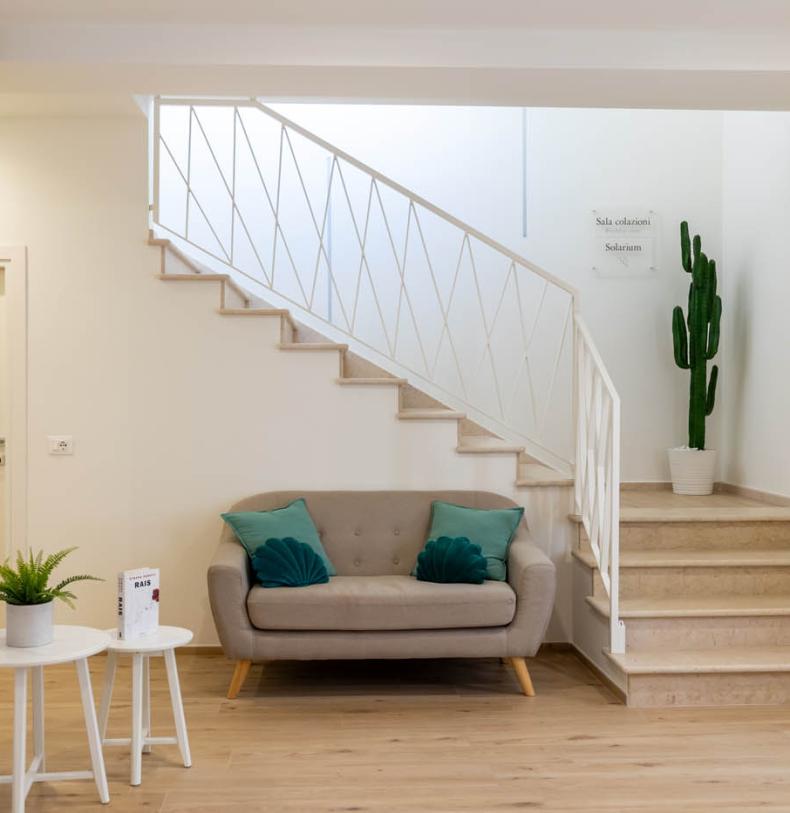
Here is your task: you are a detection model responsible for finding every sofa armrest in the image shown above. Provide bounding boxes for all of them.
[207,539,255,660]
[505,529,556,657]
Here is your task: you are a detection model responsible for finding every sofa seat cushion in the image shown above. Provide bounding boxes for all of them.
[246,575,517,631]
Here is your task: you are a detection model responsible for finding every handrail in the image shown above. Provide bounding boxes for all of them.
[574,313,624,654]
[159,96,578,301]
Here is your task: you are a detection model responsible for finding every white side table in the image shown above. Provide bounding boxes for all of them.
[0,625,111,813]
[98,626,193,786]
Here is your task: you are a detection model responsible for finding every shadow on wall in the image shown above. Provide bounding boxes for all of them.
[724,269,751,484]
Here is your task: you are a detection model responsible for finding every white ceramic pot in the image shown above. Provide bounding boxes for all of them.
[667,447,717,496]
[6,601,54,647]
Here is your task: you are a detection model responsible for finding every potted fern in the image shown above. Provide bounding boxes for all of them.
[0,548,102,647]
[669,221,722,495]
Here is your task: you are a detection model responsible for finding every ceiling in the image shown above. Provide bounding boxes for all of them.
[4,0,790,30]
[2,1,790,114]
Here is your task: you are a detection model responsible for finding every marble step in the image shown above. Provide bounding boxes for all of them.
[587,595,790,650]
[607,647,790,707]
[578,519,790,553]
[574,548,790,598]
[516,463,573,488]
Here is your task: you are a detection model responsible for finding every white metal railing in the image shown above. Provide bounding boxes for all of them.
[150,96,622,651]
[574,315,624,654]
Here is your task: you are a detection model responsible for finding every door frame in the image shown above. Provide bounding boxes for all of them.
[0,246,28,557]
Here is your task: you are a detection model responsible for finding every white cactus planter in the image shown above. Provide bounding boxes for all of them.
[668,447,717,496]
[6,601,54,647]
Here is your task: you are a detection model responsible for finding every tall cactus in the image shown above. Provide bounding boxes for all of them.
[672,221,721,450]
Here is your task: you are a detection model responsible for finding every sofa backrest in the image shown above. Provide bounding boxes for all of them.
[221,490,522,576]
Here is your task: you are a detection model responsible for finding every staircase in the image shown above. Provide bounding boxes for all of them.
[149,230,573,492]
[149,98,790,707]
[573,489,790,706]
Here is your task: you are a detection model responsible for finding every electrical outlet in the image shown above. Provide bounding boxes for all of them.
[48,435,74,455]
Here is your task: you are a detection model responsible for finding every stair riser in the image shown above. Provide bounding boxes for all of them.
[222,281,248,310]
[580,521,790,552]
[342,351,392,380]
[627,671,790,707]
[279,316,295,343]
[593,567,790,599]
[400,383,446,410]
[625,615,790,651]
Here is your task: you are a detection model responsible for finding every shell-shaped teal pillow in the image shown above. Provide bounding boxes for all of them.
[415,536,487,584]
[251,537,329,588]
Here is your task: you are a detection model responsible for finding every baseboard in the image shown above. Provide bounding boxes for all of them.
[538,641,573,653]
[622,480,790,506]
[715,481,790,507]
[569,644,627,704]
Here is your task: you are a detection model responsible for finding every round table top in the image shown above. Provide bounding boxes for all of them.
[103,625,193,652]
[0,625,111,668]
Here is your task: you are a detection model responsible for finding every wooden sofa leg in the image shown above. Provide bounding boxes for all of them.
[510,657,536,697]
[227,660,252,699]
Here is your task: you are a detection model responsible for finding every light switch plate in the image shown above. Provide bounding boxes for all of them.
[48,435,74,455]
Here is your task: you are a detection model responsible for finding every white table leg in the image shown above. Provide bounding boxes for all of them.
[130,652,144,786]
[142,654,152,754]
[32,666,45,772]
[164,648,191,768]
[98,650,117,740]
[12,668,27,813]
[75,658,110,805]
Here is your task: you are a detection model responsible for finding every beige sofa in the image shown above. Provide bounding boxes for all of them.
[208,490,556,698]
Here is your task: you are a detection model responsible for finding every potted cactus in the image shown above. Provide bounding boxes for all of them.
[0,547,101,647]
[669,221,722,495]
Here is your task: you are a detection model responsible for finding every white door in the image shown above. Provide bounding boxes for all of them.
[0,265,8,558]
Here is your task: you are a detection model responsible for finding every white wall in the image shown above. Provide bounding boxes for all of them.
[721,112,790,498]
[275,105,725,481]
[1,106,783,648]
[0,114,574,642]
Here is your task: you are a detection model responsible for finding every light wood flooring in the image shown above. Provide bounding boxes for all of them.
[2,649,790,811]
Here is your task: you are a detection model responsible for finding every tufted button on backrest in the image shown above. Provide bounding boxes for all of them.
[221,490,523,576]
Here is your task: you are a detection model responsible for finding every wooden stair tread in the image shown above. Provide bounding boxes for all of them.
[457,436,524,455]
[570,506,790,524]
[220,307,290,317]
[278,342,348,352]
[516,463,573,487]
[607,646,790,675]
[159,273,229,282]
[398,409,465,420]
[336,377,406,386]
[574,548,790,569]
[588,594,790,619]
[157,272,250,305]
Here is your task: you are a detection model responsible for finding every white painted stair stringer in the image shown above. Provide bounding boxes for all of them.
[150,232,573,492]
[151,228,572,477]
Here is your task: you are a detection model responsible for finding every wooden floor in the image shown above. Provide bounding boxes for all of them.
[2,649,790,811]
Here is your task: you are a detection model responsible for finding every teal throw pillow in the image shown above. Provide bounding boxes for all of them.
[419,500,525,581]
[415,536,487,584]
[251,537,329,588]
[222,497,336,576]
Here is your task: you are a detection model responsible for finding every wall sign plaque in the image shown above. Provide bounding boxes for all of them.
[592,208,658,276]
